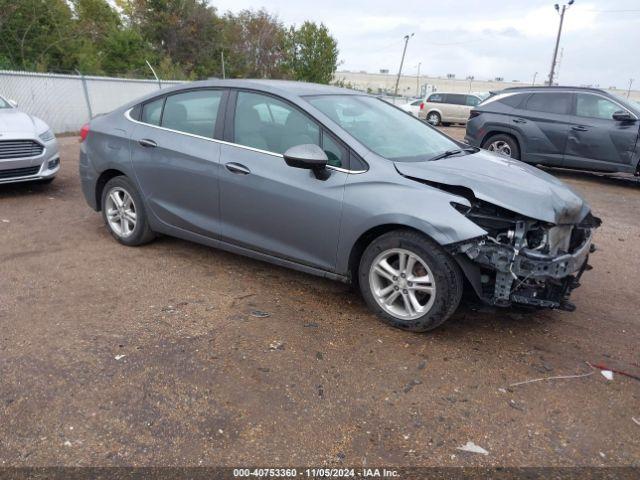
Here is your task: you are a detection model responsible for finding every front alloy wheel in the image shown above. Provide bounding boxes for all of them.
[369,248,436,320]
[358,230,464,332]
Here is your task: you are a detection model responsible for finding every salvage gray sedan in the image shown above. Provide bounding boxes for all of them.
[79,80,600,332]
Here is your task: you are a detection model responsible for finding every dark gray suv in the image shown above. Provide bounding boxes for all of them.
[465,86,640,175]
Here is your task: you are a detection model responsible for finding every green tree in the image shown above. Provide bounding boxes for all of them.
[287,21,339,84]
[0,0,76,71]
[119,0,221,79]
[221,9,289,79]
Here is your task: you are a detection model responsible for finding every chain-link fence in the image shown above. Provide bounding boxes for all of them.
[0,70,185,133]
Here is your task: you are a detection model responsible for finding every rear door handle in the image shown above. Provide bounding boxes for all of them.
[138,138,157,148]
[225,162,251,175]
[512,118,527,124]
[571,125,588,132]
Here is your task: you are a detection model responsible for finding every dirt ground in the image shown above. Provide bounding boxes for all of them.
[1,130,639,468]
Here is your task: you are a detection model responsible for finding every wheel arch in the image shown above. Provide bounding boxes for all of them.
[480,128,523,155]
[95,169,127,211]
[346,224,440,285]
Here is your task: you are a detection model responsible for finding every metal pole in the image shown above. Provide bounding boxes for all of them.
[394,33,413,99]
[221,51,226,79]
[548,5,566,86]
[146,60,161,89]
[75,69,93,120]
[627,79,634,99]
[532,72,538,85]
[416,62,421,97]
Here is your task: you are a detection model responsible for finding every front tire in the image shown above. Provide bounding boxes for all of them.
[358,230,464,332]
[101,176,155,246]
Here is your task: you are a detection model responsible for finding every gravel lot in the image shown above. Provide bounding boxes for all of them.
[1,130,639,467]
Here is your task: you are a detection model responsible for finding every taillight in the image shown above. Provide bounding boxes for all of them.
[80,123,90,142]
[420,102,424,110]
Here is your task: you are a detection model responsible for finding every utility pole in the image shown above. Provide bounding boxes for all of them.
[221,51,226,79]
[627,78,634,98]
[532,71,538,85]
[548,1,574,86]
[416,62,421,97]
[394,33,414,99]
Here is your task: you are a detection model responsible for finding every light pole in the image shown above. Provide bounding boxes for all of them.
[627,78,634,99]
[532,71,538,85]
[548,1,574,86]
[416,62,421,97]
[394,33,414,99]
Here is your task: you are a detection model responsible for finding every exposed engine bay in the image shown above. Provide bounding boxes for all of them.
[451,199,601,311]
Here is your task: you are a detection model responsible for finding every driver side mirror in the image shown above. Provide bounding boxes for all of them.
[283,144,329,179]
[612,110,635,122]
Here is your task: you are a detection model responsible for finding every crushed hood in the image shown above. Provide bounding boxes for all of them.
[0,110,37,134]
[395,150,590,224]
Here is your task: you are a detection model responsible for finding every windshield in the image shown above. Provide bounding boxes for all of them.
[0,96,12,109]
[306,95,460,161]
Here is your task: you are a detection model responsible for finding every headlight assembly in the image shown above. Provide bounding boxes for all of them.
[39,129,55,142]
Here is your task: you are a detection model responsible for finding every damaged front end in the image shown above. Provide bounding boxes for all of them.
[451,200,601,311]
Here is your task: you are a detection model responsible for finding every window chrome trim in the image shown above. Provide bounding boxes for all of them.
[124,108,368,173]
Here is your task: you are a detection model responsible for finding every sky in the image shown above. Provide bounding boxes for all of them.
[209,0,640,89]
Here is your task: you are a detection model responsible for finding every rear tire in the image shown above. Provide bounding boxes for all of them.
[482,134,520,160]
[426,111,441,126]
[101,176,155,246]
[358,230,464,332]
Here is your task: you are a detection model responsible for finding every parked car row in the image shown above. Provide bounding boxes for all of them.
[0,95,60,184]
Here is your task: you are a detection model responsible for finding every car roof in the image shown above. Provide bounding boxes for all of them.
[499,85,609,95]
[185,79,360,97]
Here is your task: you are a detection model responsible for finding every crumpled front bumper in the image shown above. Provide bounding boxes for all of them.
[456,226,597,310]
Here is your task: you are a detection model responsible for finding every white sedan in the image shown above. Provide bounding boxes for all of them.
[399,98,424,117]
[0,95,59,184]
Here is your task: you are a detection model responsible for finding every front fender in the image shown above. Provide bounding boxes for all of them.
[335,166,487,275]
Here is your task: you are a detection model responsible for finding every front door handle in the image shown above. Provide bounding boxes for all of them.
[512,118,527,124]
[225,162,251,175]
[138,138,157,148]
[571,125,588,132]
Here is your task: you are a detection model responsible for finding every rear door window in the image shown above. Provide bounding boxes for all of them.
[446,94,467,105]
[524,92,571,115]
[161,90,223,138]
[141,97,164,126]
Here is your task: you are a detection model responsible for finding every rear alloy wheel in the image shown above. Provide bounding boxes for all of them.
[358,230,463,332]
[426,111,441,126]
[101,176,155,246]
[483,134,520,160]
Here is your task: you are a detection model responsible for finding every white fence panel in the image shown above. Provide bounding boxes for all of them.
[0,70,184,133]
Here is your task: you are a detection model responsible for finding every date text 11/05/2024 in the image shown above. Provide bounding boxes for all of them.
[233,468,400,478]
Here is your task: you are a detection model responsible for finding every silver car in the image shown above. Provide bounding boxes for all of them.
[79,80,600,332]
[0,95,59,184]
